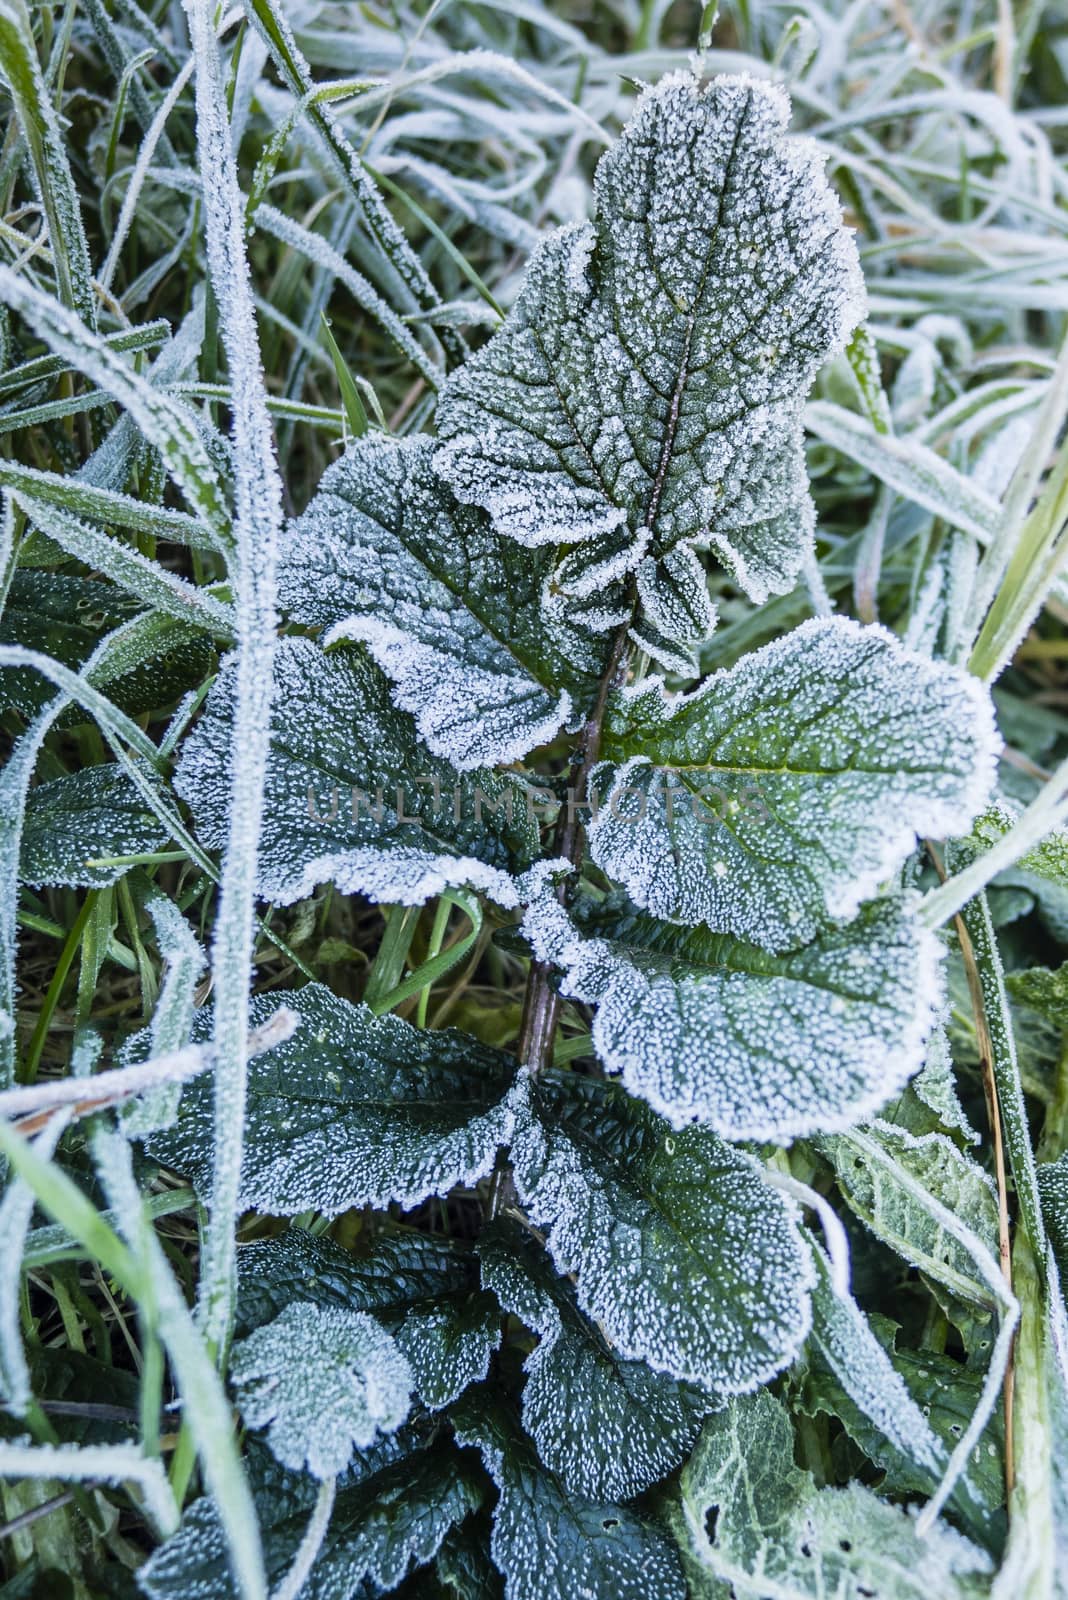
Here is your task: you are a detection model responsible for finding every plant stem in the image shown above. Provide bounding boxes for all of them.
[515,618,633,1078]
[490,618,633,1218]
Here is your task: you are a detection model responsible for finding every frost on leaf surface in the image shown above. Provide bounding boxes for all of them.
[478,1220,710,1501]
[453,1388,686,1600]
[508,1070,812,1392]
[825,1123,999,1350]
[233,1227,500,1414]
[592,616,998,951]
[139,1435,483,1600]
[19,765,166,887]
[393,1292,500,1413]
[435,72,863,643]
[670,1390,992,1599]
[280,434,608,768]
[148,985,520,1217]
[174,636,536,908]
[807,1245,945,1485]
[229,1301,412,1479]
[523,881,942,1139]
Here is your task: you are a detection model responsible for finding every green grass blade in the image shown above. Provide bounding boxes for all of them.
[0,0,98,327]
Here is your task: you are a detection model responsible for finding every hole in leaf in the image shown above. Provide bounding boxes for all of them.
[705,1506,719,1543]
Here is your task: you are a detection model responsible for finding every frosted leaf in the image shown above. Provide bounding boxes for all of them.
[592,616,999,952]
[1040,1159,1068,1306]
[436,73,864,639]
[453,1388,686,1600]
[174,636,537,908]
[0,570,211,722]
[522,884,942,1140]
[912,1024,981,1145]
[234,1228,477,1334]
[229,1301,413,1479]
[968,802,1068,939]
[19,764,166,887]
[394,1293,500,1412]
[281,434,608,768]
[508,1070,813,1392]
[671,1390,992,1599]
[478,1220,710,1501]
[122,891,205,1137]
[799,1317,1001,1539]
[233,1215,500,1414]
[148,985,520,1218]
[0,1113,68,1416]
[138,1434,483,1599]
[808,1245,945,1482]
[826,1123,999,1351]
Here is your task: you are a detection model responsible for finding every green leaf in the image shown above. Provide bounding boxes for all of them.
[671,1390,993,1599]
[234,1229,473,1330]
[12,493,235,639]
[280,434,605,769]
[120,892,205,1137]
[807,1245,946,1481]
[174,636,538,908]
[230,1302,413,1479]
[1008,963,1068,1025]
[592,615,998,952]
[139,1436,484,1600]
[319,313,369,437]
[19,765,166,887]
[148,985,520,1218]
[394,1291,501,1413]
[806,397,1001,543]
[435,1511,503,1600]
[824,1123,1001,1348]
[436,74,863,641]
[908,1026,981,1145]
[0,0,97,328]
[797,1321,1005,1543]
[452,1389,686,1600]
[233,1227,499,1416]
[523,884,941,1139]
[508,1070,812,1393]
[477,1220,709,1501]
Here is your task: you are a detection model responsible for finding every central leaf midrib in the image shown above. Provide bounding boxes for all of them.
[637,90,752,539]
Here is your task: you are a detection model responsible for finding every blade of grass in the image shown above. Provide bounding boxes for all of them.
[12,493,235,638]
[0,0,98,327]
[0,265,232,545]
[183,0,286,1359]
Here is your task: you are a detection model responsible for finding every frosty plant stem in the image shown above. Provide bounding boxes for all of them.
[516,616,634,1079]
[183,0,286,1357]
